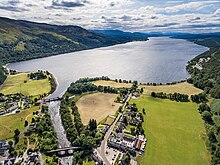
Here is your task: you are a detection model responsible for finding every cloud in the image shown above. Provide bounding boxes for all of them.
[0,5,28,12]
[120,15,132,22]
[150,16,158,19]
[0,0,29,12]
[214,8,220,15]
[8,0,20,6]
[52,0,85,7]
[1,0,220,33]
[73,17,82,20]
[163,1,219,13]
[46,0,88,9]
[152,23,179,28]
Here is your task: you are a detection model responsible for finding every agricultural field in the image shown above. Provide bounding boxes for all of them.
[93,80,132,88]
[140,82,202,95]
[131,95,210,165]
[76,93,121,124]
[0,72,51,96]
[0,106,39,140]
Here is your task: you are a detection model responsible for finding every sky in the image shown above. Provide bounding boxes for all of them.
[1,0,220,33]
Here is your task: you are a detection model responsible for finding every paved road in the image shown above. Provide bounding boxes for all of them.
[97,93,132,165]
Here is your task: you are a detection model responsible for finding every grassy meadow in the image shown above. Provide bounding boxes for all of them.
[0,106,39,140]
[140,82,203,95]
[131,95,210,165]
[0,72,51,96]
[93,80,132,88]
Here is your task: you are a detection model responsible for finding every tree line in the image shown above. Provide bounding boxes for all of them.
[197,102,220,164]
[151,91,208,103]
[60,97,102,164]
[151,92,189,102]
[67,81,130,95]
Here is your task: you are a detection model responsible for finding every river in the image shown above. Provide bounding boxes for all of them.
[48,101,72,165]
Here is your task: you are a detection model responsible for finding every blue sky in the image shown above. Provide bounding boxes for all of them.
[1,0,220,33]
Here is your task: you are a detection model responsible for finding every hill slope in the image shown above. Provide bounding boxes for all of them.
[0,17,148,64]
[0,17,148,84]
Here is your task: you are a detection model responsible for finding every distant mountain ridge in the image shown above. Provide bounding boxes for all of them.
[0,17,148,64]
[0,17,148,84]
[92,29,165,38]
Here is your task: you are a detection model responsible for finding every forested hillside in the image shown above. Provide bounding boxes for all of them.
[182,35,220,98]
[0,17,148,84]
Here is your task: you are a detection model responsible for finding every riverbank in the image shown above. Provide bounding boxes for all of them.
[48,72,58,96]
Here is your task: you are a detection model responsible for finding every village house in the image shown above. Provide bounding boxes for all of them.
[0,140,10,155]
[99,125,109,134]
[4,158,16,165]
[107,134,136,155]
[116,122,126,133]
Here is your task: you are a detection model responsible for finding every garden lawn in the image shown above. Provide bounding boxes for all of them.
[131,95,210,165]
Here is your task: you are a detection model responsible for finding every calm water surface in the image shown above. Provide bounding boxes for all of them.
[8,37,208,98]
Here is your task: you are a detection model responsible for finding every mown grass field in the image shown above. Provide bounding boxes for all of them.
[0,73,51,96]
[93,80,132,88]
[76,93,121,124]
[0,106,39,140]
[131,95,210,165]
[140,82,203,95]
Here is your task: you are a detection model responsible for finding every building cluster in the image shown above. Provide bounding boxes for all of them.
[98,124,109,134]
[22,152,41,165]
[0,94,32,115]
[0,140,10,156]
[108,134,146,155]
[108,103,147,156]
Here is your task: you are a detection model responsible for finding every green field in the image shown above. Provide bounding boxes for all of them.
[0,73,51,96]
[15,41,25,51]
[131,95,210,165]
[0,106,39,140]
[140,82,203,95]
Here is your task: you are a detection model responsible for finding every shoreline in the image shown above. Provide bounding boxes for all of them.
[4,37,208,98]
[47,72,59,98]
